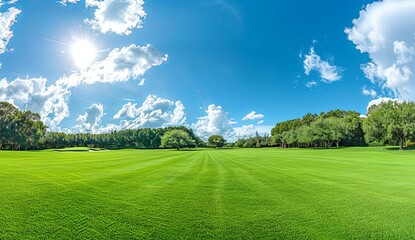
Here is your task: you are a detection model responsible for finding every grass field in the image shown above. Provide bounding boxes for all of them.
[1,147,415,239]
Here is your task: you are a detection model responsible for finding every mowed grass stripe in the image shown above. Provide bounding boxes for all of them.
[1,148,415,239]
[213,148,415,239]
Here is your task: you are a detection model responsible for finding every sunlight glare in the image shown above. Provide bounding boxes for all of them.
[70,39,97,69]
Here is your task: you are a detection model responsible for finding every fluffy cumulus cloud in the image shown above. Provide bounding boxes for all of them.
[57,44,167,88]
[0,6,21,55]
[112,95,186,129]
[346,0,415,100]
[242,111,264,121]
[0,43,166,129]
[227,125,272,142]
[59,0,80,5]
[303,47,342,83]
[85,0,146,35]
[72,103,105,133]
[0,77,70,128]
[191,104,236,140]
[0,1,169,132]
[192,104,272,141]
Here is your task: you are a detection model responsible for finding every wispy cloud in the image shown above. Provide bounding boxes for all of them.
[303,47,342,83]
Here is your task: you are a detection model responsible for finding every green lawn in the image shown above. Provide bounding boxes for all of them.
[1,147,415,239]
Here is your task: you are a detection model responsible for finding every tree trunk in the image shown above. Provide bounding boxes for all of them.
[400,140,404,151]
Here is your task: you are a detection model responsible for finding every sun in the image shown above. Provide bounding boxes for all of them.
[70,39,97,69]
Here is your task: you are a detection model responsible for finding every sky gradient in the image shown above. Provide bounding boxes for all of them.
[0,0,411,140]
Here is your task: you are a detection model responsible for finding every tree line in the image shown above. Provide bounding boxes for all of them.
[233,110,366,148]
[364,101,415,150]
[233,102,415,150]
[0,101,204,150]
[2,100,415,150]
[43,126,204,150]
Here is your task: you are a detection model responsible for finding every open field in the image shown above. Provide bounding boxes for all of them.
[1,147,415,239]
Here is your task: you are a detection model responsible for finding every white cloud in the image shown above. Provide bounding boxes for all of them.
[0,7,21,55]
[242,111,264,121]
[191,104,235,140]
[113,95,186,129]
[346,0,415,100]
[0,43,166,130]
[257,120,264,125]
[366,97,400,112]
[113,102,137,119]
[303,47,342,82]
[85,0,146,35]
[0,0,18,7]
[362,87,377,97]
[57,44,167,88]
[60,0,80,5]
[192,104,272,141]
[96,123,120,133]
[0,77,70,128]
[72,103,105,133]
[225,124,273,142]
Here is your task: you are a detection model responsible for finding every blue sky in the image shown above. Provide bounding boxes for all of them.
[0,0,413,140]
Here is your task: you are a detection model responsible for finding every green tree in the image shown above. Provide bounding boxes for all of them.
[297,126,314,148]
[311,119,333,148]
[0,102,47,150]
[208,134,226,148]
[235,139,244,148]
[255,131,261,148]
[325,117,347,147]
[365,101,415,150]
[160,130,195,150]
[282,129,297,148]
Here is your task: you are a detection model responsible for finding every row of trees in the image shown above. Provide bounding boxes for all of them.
[0,100,204,151]
[0,102,47,150]
[43,126,204,150]
[2,100,415,150]
[274,117,357,148]
[232,132,272,148]
[234,110,366,148]
[364,101,415,150]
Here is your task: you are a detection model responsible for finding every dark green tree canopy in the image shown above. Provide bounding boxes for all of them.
[208,135,226,148]
[0,102,47,150]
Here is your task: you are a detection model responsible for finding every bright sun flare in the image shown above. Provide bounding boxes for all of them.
[70,39,97,69]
